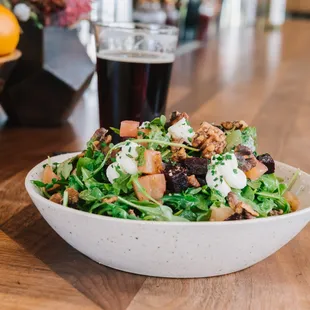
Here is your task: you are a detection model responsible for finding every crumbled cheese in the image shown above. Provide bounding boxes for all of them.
[168,117,195,144]
[206,152,247,197]
[121,141,139,159]
[139,121,150,129]
[116,153,138,175]
[106,163,123,184]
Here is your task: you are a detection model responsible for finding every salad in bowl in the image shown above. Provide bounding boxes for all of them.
[32,111,300,222]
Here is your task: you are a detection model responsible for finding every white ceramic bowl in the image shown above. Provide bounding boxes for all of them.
[25,153,310,278]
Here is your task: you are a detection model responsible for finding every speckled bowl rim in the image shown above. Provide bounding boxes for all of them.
[25,153,310,226]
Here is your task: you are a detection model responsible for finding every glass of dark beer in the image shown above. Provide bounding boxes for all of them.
[94,23,178,129]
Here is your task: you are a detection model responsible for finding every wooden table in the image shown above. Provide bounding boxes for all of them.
[1,20,310,310]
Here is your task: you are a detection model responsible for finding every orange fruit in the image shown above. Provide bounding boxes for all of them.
[0,5,20,56]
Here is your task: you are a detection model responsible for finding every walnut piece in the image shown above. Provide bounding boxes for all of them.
[170,137,187,162]
[171,147,187,162]
[192,122,226,159]
[227,192,259,217]
[221,120,248,131]
[67,188,79,205]
[50,192,63,204]
[102,196,118,204]
[91,128,112,154]
[169,111,189,126]
[187,175,200,188]
[269,209,284,216]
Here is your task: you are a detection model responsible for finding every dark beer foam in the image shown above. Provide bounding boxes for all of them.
[97,50,175,64]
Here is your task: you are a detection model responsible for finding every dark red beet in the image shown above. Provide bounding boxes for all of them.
[164,165,189,193]
[257,153,275,174]
[182,158,208,176]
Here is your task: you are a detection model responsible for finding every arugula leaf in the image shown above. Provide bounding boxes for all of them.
[196,210,212,221]
[32,180,46,188]
[201,186,226,204]
[150,116,166,127]
[81,168,106,190]
[94,151,105,167]
[278,183,287,195]
[255,199,276,217]
[112,171,134,194]
[136,146,146,167]
[137,204,188,222]
[275,197,291,213]
[247,179,262,190]
[68,175,84,191]
[255,191,291,214]
[77,157,94,176]
[260,174,279,193]
[160,115,166,126]
[117,196,188,221]
[79,187,104,202]
[148,126,170,150]
[185,187,202,195]
[56,158,73,179]
[110,127,120,135]
[241,186,255,201]
[178,210,197,221]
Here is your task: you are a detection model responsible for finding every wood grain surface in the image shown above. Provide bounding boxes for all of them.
[1,20,310,310]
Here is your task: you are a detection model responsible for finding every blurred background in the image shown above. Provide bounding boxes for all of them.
[0,0,309,129]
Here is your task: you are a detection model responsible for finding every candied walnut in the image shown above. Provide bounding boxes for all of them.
[102,196,118,204]
[50,192,63,204]
[128,209,136,216]
[221,120,248,131]
[227,192,259,217]
[91,128,108,142]
[171,147,187,162]
[91,128,112,154]
[187,175,200,188]
[269,209,284,216]
[101,134,112,154]
[170,137,187,162]
[66,188,79,205]
[235,145,257,172]
[169,111,189,126]
[192,122,226,159]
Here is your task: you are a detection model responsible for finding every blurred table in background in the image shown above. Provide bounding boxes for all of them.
[287,0,310,14]
[1,20,310,310]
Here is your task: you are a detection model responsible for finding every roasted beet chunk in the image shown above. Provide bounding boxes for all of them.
[196,176,206,186]
[164,165,189,193]
[257,153,275,174]
[234,145,257,172]
[182,158,209,175]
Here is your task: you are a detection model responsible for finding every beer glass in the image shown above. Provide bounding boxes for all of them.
[94,23,178,129]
